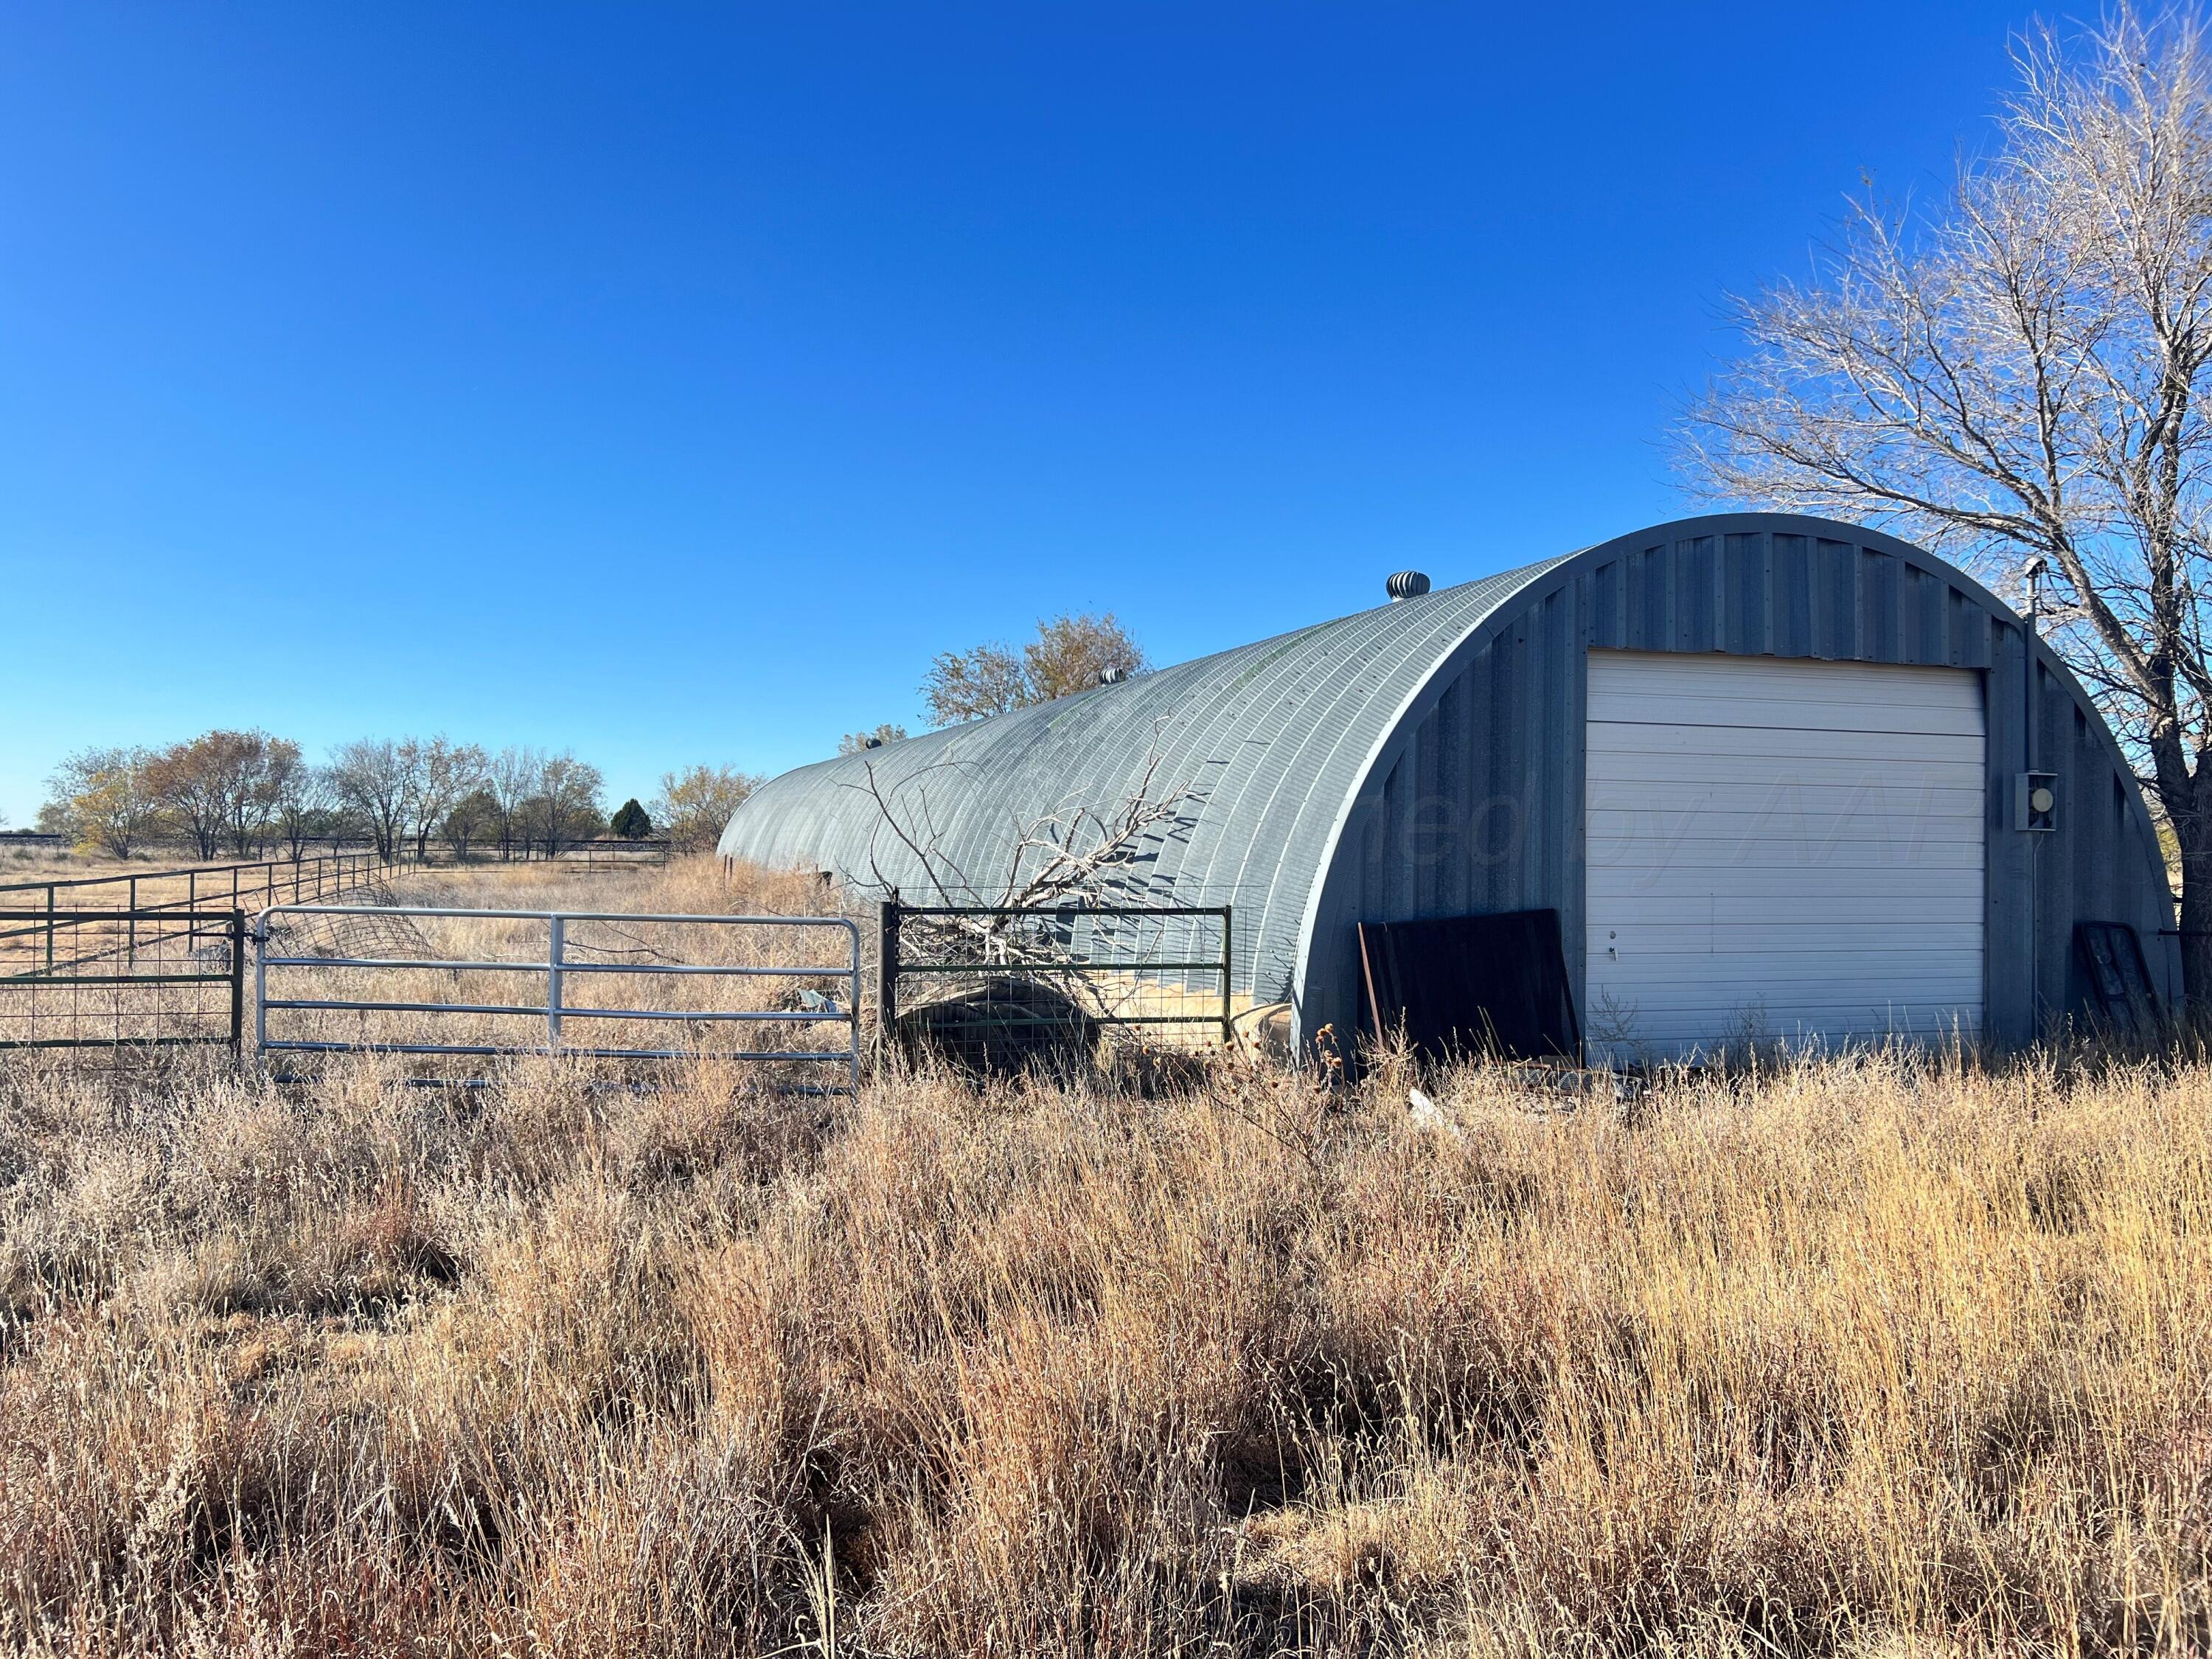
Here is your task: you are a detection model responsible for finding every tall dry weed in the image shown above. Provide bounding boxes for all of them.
[0,869,2206,1653]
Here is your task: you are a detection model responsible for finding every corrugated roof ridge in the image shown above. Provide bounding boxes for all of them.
[720,549,1578,993]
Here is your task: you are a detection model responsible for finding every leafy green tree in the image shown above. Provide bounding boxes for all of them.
[610,798,653,839]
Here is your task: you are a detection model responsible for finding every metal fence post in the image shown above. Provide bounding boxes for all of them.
[875,900,900,1060]
[1220,905,1234,1051]
[848,922,863,1093]
[44,884,54,973]
[547,914,566,1052]
[128,876,138,962]
[254,911,268,1056]
[228,910,246,1054]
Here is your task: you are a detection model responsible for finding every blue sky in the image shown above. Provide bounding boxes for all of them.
[0,1,2042,823]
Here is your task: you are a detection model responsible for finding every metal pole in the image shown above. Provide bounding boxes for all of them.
[875,900,900,1062]
[2024,561,2044,1037]
[228,910,245,1054]
[849,924,862,1093]
[547,914,565,1052]
[128,876,136,963]
[44,884,53,973]
[1220,905,1234,1051]
[254,911,268,1055]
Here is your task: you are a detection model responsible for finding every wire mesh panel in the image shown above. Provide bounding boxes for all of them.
[883,903,1232,1074]
[256,905,860,1091]
[0,909,243,1051]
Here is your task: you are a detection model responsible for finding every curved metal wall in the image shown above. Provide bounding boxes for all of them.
[723,512,2179,1052]
[718,552,1576,1003]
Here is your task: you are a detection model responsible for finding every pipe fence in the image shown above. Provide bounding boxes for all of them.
[255,905,859,1091]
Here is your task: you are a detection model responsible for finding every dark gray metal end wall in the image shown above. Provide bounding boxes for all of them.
[720,509,2174,1052]
[1293,513,2180,1048]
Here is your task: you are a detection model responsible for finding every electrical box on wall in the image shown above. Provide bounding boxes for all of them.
[2014,771,2057,832]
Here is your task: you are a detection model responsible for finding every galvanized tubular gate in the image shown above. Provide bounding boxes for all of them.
[0,908,245,1051]
[255,905,860,1090]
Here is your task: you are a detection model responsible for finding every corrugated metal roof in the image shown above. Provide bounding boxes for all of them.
[718,552,1576,1001]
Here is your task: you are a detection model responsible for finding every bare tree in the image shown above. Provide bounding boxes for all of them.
[652,763,764,853]
[533,752,605,856]
[1679,4,2212,1004]
[43,746,161,858]
[922,640,1030,724]
[144,740,226,860]
[487,746,543,860]
[922,613,1145,725]
[1024,612,1145,700]
[145,731,274,860]
[225,734,282,855]
[400,736,490,863]
[442,788,501,861]
[838,723,908,755]
[264,742,330,860]
[845,731,1196,961]
[327,739,411,861]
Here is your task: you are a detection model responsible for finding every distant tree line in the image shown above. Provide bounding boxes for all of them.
[38,734,766,863]
[35,618,1145,863]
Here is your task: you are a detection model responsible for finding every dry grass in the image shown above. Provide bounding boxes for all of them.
[0,863,2207,1655]
[0,846,121,886]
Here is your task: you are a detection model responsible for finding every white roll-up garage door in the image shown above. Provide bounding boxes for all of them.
[1585,650,1985,1060]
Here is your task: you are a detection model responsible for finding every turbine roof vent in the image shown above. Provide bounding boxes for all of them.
[1386,571,1431,602]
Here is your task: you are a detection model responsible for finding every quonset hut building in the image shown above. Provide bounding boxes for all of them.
[720,514,2179,1060]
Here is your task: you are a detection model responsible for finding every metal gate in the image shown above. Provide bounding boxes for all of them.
[255,905,860,1089]
[877,902,1234,1065]
[0,908,245,1051]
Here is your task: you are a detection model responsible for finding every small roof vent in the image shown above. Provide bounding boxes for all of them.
[1386,571,1431,602]
[1099,666,1128,686]
[862,736,884,748]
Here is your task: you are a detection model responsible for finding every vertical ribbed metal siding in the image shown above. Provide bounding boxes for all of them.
[721,513,2175,1050]
[1293,517,2176,1047]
